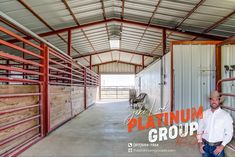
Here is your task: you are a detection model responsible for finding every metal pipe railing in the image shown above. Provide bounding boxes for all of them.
[0,11,100,156]
[0,11,100,76]
[0,11,70,59]
[216,77,235,152]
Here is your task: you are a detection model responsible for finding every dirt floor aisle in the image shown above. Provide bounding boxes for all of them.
[20,100,201,157]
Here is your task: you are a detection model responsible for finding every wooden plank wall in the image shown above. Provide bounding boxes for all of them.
[87,87,97,108]
[0,84,97,153]
[0,85,40,154]
[71,86,84,116]
[49,85,97,130]
[49,86,72,129]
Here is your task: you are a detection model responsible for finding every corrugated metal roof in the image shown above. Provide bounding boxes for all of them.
[0,0,234,70]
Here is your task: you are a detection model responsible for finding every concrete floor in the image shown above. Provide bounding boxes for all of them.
[20,100,202,157]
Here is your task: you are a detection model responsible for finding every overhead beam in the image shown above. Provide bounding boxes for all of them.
[18,0,80,54]
[100,0,110,42]
[134,0,162,51]
[61,0,100,64]
[120,0,125,44]
[202,10,235,33]
[73,49,155,59]
[17,0,83,57]
[34,19,227,40]
[217,35,235,46]
[192,10,235,41]
[151,0,205,54]
[91,60,146,67]
[175,0,206,29]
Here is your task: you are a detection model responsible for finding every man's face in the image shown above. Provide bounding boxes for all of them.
[209,98,220,109]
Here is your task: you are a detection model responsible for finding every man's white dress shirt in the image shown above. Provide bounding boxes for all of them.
[197,107,234,146]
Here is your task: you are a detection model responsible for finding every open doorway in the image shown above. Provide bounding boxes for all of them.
[100,74,135,100]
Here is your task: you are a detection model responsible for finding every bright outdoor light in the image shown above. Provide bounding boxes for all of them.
[109,39,120,49]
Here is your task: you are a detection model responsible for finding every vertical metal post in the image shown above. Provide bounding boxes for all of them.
[22,42,25,80]
[40,44,50,135]
[98,65,101,100]
[90,55,92,70]
[67,30,72,56]
[142,55,144,69]
[134,65,137,74]
[162,29,166,55]
[67,30,72,84]
[216,45,222,91]
[170,43,174,112]
[5,59,9,85]
[84,68,87,109]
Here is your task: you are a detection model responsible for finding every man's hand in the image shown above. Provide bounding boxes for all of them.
[213,145,224,155]
[198,142,205,154]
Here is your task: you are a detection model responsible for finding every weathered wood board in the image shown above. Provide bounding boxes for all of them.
[71,86,84,116]
[49,86,72,129]
[0,85,40,154]
[86,87,97,108]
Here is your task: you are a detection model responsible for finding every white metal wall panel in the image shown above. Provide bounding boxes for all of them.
[173,44,216,112]
[135,53,171,114]
[135,59,162,113]
[99,62,135,74]
[162,52,171,113]
[221,45,235,121]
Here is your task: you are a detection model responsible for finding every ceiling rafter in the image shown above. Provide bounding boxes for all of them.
[120,0,125,48]
[129,55,134,63]
[134,0,162,52]
[175,0,206,29]
[9,18,226,44]
[151,0,205,54]
[73,49,155,59]
[192,10,235,40]
[61,0,99,64]
[17,0,84,60]
[100,0,110,42]
[202,10,235,33]
[150,32,172,55]
[91,60,146,67]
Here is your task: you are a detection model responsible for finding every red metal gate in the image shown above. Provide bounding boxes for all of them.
[0,24,99,156]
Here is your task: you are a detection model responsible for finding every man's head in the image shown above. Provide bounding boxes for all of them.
[209,90,224,110]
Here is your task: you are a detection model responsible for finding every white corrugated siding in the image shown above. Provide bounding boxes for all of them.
[97,62,135,74]
[221,45,235,121]
[135,53,171,114]
[173,44,216,112]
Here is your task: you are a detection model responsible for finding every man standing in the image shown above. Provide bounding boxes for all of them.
[197,90,233,157]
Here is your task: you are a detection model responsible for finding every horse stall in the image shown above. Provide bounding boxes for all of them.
[0,22,99,156]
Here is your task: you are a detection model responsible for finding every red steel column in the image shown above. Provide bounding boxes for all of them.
[84,68,87,109]
[40,44,50,135]
[162,29,166,55]
[89,55,92,70]
[216,45,222,91]
[142,55,144,69]
[6,59,9,85]
[22,42,25,80]
[67,30,72,84]
[67,30,72,56]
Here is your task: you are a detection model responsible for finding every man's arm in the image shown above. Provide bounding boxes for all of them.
[197,113,205,154]
[197,113,205,143]
[221,115,233,146]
